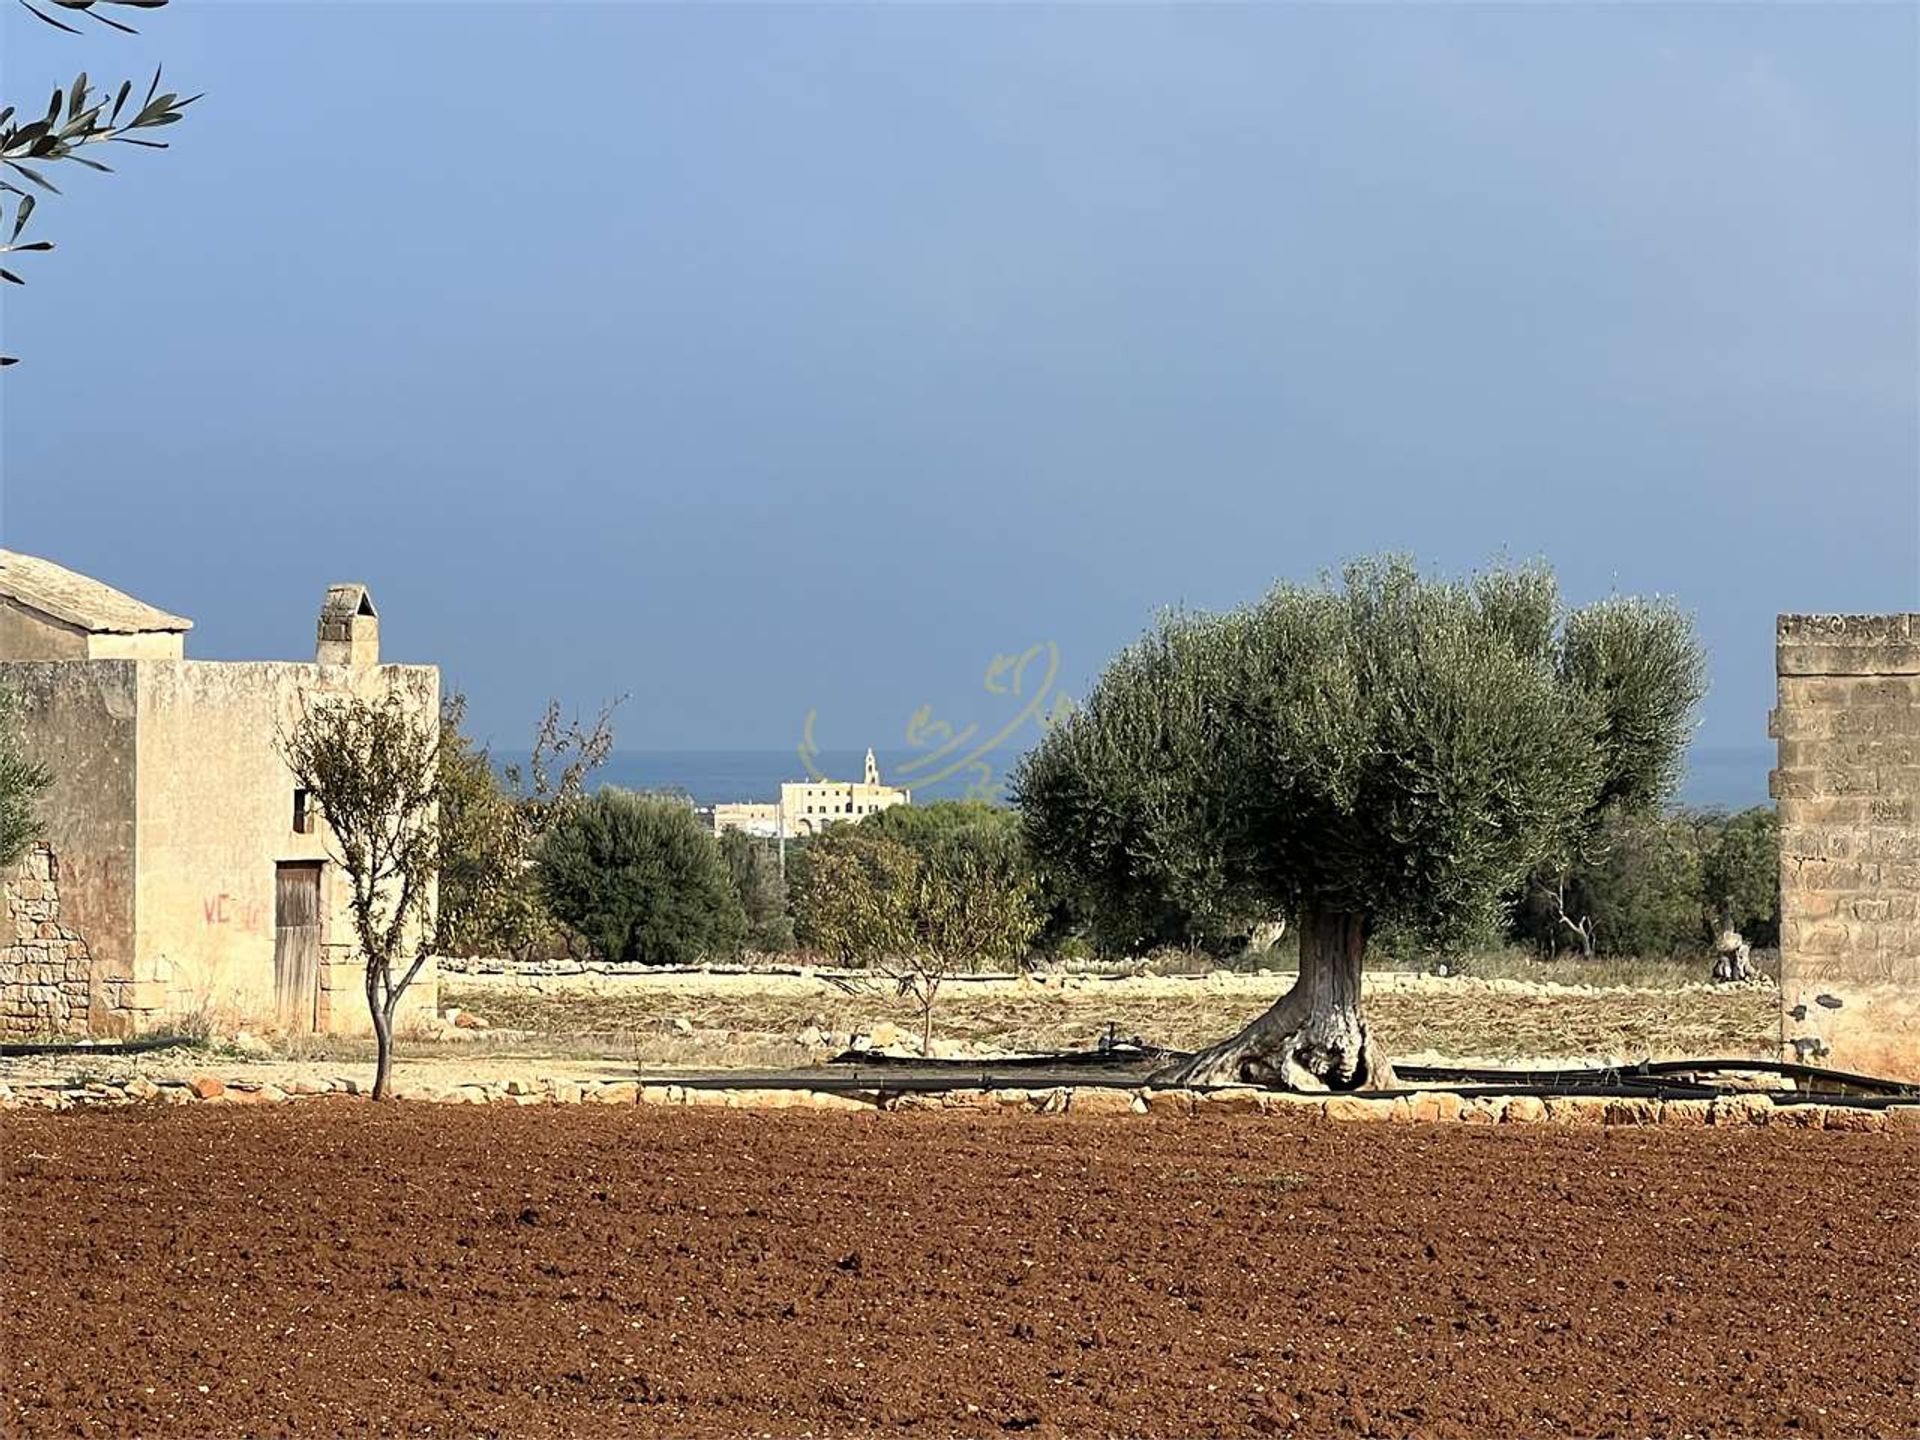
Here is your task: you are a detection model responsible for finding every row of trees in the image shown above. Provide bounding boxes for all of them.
[427,669,1778,977]
[1513,805,1778,959]
[470,758,1780,980]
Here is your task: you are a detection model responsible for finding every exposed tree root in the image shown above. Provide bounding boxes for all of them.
[1151,908,1394,1092]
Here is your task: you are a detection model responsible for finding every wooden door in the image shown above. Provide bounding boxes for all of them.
[273,863,323,1032]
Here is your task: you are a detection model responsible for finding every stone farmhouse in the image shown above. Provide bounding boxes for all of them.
[0,551,438,1038]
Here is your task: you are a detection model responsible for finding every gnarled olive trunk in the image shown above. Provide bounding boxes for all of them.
[1154,908,1391,1091]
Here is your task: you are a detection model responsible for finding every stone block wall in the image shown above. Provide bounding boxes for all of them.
[1,845,93,1037]
[1771,614,1920,1080]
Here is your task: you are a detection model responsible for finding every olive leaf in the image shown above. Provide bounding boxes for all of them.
[2,1,194,363]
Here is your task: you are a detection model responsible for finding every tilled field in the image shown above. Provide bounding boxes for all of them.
[3,1106,1916,1439]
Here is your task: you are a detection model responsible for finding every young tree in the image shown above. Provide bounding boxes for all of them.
[0,683,51,867]
[280,690,441,1101]
[898,825,1044,1052]
[790,831,917,968]
[798,826,1042,1051]
[1016,557,1705,1091]
[719,828,794,954]
[861,799,1088,958]
[504,697,619,840]
[536,790,745,966]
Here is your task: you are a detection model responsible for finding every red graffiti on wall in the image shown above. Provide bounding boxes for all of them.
[202,893,267,932]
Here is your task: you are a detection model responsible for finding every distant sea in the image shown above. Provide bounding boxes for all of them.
[497,744,1775,813]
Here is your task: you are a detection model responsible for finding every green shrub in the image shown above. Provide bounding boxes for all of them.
[1702,806,1780,948]
[0,683,49,869]
[536,790,746,965]
[719,829,795,954]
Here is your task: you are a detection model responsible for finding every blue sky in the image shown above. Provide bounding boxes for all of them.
[3,2,1915,773]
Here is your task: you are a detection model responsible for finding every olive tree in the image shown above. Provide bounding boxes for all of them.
[1702,806,1780,949]
[1015,557,1704,1091]
[535,790,746,966]
[280,690,441,1101]
[900,824,1044,1051]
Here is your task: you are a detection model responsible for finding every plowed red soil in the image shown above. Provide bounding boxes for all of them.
[3,1106,1916,1439]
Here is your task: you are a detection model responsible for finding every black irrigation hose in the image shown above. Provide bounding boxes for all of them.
[664,1067,1910,1108]
[795,1044,1919,1109]
[1395,1057,1919,1100]
[828,1045,1173,1070]
[0,1035,194,1059]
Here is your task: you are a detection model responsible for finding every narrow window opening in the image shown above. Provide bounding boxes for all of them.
[294,788,315,834]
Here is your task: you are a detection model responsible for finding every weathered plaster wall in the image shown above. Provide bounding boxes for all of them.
[0,600,88,661]
[134,660,440,1035]
[0,845,93,1036]
[1771,614,1920,1081]
[0,660,139,1033]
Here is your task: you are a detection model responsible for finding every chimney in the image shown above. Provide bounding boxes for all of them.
[316,584,379,668]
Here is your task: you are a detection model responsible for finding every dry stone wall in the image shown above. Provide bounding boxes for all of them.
[1,845,92,1037]
[1772,614,1920,1080]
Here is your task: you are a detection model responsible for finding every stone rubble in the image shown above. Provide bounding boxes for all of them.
[0,1070,1909,1131]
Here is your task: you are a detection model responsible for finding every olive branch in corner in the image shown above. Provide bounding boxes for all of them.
[2,0,197,364]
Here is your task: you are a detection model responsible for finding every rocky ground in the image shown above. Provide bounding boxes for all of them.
[0,968,1780,1104]
[3,1103,1914,1439]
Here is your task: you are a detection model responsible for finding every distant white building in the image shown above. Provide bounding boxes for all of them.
[711,748,910,839]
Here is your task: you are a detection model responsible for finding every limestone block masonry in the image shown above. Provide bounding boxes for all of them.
[1772,614,1920,1081]
[0,845,93,1037]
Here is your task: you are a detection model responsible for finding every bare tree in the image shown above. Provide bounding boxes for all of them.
[280,691,441,1100]
[1539,873,1595,958]
[503,696,622,839]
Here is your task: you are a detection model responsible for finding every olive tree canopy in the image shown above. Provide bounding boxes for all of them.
[1014,557,1705,1091]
